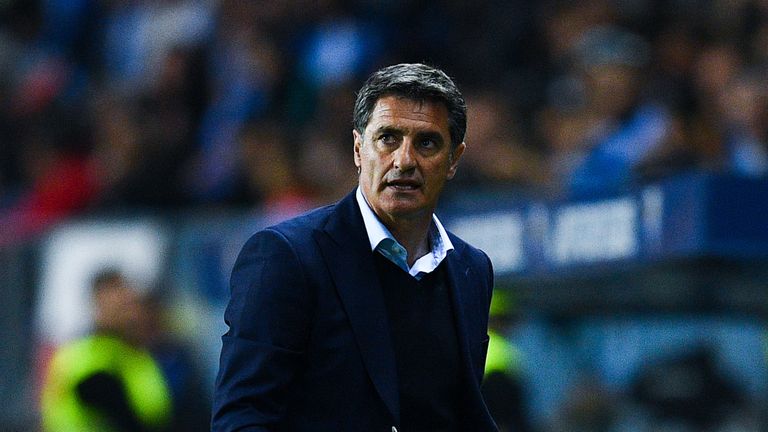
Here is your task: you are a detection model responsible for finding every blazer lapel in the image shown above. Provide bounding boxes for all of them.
[443,244,483,390]
[313,192,400,422]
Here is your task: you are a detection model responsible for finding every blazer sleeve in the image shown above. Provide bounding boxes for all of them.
[212,228,314,431]
[484,251,494,312]
[477,250,495,380]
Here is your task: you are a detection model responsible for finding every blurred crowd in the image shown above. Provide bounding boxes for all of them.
[1,0,768,244]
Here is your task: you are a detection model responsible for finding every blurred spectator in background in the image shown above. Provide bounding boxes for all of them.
[458,90,550,196]
[717,70,768,177]
[228,119,315,217]
[481,289,533,432]
[99,0,212,94]
[0,106,100,247]
[552,25,673,196]
[40,269,172,432]
[137,289,211,432]
[548,375,618,432]
[629,346,755,431]
[295,120,359,207]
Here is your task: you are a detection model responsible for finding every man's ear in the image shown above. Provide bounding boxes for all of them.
[353,129,363,169]
[447,142,466,180]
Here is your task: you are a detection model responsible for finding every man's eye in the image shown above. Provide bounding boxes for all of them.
[379,134,397,144]
[419,139,437,149]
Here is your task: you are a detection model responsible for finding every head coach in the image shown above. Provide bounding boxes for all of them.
[212,63,498,432]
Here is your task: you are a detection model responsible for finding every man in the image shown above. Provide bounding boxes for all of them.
[212,63,497,431]
[482,290,532,432]
[41,269,172,432]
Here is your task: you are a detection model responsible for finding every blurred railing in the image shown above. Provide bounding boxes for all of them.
[446,172,768,315]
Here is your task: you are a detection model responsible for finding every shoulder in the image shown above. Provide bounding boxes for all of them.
[48,335,148,379]
[267,203,336,241]
[241,190,359,253]
[447,230,492,271]
[239,203,337,256]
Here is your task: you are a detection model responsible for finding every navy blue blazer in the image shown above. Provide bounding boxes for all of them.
[212,191,498,431]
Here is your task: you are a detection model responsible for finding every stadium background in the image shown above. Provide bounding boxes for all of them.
[2,0,768,430]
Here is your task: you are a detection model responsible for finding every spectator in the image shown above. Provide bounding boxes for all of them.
[717,70,768,177]
[482,289,533,432]
[459,90,549,194]
[559,25,674,195]
[630,346,750,430]
[40,269,172,432]
[137,289,211,432]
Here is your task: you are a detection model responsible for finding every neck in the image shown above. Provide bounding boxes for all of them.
[385,215,432,267]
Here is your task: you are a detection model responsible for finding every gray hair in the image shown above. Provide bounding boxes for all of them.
[353,63,467,149]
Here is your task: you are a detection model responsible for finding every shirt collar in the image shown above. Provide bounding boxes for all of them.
[356,187,454,278]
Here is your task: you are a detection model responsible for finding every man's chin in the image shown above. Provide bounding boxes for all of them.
[379,200,431,220]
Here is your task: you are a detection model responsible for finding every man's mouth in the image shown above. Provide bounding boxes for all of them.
[385,180,421,191]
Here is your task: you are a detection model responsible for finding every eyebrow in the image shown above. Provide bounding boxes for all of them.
[373,126,446,144]
[373,126,404,136]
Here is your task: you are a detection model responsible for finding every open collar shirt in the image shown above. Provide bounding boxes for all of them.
[356,187,454,280]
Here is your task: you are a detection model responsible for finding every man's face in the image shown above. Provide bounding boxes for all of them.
[94,280,143,341]
[354,95,464,225]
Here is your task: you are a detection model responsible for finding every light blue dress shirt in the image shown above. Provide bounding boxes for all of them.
[356,187,454,280]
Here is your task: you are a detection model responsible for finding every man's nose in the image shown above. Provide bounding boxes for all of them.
[393,140,417,172]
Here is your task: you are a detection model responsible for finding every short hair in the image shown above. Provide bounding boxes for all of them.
[91,268,126,294]
[353,63,467,149]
